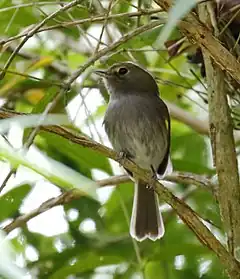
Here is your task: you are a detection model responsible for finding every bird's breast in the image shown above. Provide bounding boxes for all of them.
[104,96,168,170]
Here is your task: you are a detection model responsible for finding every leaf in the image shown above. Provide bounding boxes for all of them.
[0,230,28,279]
[0,56,54,97]
[104,183,133,234]
[171,130,213,174]
[122,26,163,49]
[48,252,123,279]
[145,261,166,279]
[155,0,197,46]
[0,137,98,200]
[64,197,103,231]
[31,87,59,113]
[37,131,112,177]
[0,113,70,134]
[67,52,87,70]
[0,184,31,222]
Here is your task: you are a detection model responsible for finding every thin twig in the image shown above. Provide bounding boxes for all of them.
[3,190,80,234]
[0,2,69,13]
[0,67,64,88]
[1,171,216,232]
[0,169,16,193]
[93,0,114,55]
[0,9,162,45]
[0,0,83,79]
[0,136,16,193]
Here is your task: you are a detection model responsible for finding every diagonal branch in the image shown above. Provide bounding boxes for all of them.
[2,171,215,234]
[3,190,80,234]
[0,110,239,276]
[29,130,240,278]
[4,126,240,277]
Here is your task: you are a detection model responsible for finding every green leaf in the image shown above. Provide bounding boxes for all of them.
[145,261,166,279]
[0,184,31,222]
[122,26,163,49]
[104,183,133,234]
[0,137,98,200]
[37,131,112,177]
[31,87,58,114]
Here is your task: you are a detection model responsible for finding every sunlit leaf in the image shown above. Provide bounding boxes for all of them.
[0,114,70,134]
[0,138,98,200]
[0,230,28,279]
[0,184,31,222]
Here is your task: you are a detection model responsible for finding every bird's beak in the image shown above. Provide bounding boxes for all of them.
[94,70,109,78]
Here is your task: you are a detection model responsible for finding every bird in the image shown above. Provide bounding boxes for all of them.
[95,61,172,241]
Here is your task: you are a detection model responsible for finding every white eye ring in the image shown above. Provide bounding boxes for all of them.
[118,67,128,76]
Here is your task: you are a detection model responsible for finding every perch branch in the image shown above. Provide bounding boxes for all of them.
[1,125,239,277]
[3,172,214,233]
[3,171,215,234]
[0,108,239,276]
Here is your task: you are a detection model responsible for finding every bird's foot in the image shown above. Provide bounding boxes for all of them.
[150,165,158,180]
[116,151,132,165]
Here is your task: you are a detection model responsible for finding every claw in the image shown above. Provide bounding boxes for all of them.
[116,151,127,164]
[150,165,157,180]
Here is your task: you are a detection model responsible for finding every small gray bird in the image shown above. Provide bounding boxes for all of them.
[95,62,172,241]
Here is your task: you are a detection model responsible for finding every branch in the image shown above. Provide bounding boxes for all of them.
[167,101,240,143]
[3,190,79,234]
[154,0,240,84]
[1,8,162,45]
[3,175,126,234]
[5,44,70,78]
[0,111,239,276]
[166,101,209,135]
[2,171,215,233]
[96,172,215,191]
[0,0,83,79]
[32,128,240,277]
[198,2,240,259]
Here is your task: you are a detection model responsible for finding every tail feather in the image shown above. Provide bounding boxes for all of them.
[130,180,164,241]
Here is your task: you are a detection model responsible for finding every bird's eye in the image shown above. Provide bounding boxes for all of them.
[118,67,128,76]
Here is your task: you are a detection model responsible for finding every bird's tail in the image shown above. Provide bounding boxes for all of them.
[130,180,164,241]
